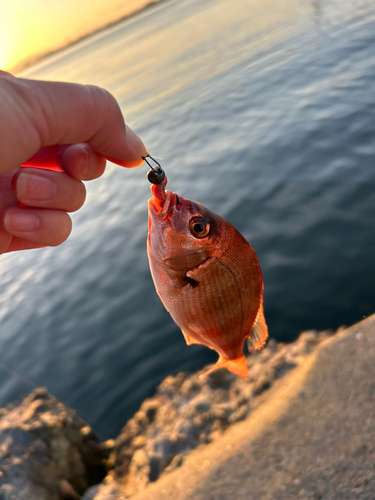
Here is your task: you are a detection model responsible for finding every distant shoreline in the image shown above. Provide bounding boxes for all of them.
[12,0,168,75]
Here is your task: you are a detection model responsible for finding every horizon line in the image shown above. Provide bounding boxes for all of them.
[11,0,168,75]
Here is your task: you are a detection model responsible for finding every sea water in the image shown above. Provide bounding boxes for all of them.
[1,0,374,437]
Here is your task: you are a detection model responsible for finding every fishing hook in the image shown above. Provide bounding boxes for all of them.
[143,154,165,185]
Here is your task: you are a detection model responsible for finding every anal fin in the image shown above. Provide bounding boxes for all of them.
[200,354,248,379]
[247,302,268,354]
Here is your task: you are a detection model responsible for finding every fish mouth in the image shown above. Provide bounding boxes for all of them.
[149,191,177,220]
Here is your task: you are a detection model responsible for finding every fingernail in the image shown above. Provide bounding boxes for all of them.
[125,126,148,159]
[17,173,58,201]
[4,210,41,232]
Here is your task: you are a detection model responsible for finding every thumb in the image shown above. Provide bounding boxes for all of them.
[0,75,147,174]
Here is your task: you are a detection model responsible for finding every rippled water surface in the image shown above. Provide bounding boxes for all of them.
[1,0,375,437]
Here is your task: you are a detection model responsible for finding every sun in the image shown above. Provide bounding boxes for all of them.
[0,0,148,73]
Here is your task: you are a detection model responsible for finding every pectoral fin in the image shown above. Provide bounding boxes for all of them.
[185,256,216,281]
[200,354,248,379]
[247,302,268,354]
[181,330,201,346]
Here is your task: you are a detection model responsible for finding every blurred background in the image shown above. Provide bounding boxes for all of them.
[0,0,374,438]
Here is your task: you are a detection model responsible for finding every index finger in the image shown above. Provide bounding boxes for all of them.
[0,76,147,174]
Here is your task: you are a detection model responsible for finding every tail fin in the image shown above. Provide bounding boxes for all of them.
[200,354,248,379]
[247,302,268,354]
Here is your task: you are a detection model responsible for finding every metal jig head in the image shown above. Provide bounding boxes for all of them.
[143,154,165,185]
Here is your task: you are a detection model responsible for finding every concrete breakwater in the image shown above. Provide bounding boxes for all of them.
[1,316,374,500]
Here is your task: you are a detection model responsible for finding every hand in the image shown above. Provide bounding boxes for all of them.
[0,72,147,254]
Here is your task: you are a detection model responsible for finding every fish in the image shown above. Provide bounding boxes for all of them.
[147,175,268,379]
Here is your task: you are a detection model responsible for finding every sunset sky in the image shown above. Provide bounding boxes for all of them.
[0,0,158,71]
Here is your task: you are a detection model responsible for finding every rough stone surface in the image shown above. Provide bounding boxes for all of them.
[81,482,128,500]
[125,315,375,500]
[0,388,107,500]
[3,316,374,500]
[84,328,338,499]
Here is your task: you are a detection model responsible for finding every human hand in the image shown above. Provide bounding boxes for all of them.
[0,72,147,254]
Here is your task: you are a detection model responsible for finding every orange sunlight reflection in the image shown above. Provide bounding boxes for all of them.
[0,6,17,70]
[1,0,160,72]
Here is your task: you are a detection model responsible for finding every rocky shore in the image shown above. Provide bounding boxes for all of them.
[1,317,374,499]
[0,388,107,500]
[86,328,338,499]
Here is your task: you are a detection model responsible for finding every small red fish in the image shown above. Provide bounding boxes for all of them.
[147,176,268,378]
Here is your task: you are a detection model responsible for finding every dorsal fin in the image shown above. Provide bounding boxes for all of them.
[200,354,248,379]
[247,302,268,354]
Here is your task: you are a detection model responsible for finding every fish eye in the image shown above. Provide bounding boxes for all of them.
[189,217,210,238]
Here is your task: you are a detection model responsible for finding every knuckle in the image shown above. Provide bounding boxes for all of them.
[86,85,117,117]
[87,84,114,104]
[86,85,123,129]
[14,79,55,146]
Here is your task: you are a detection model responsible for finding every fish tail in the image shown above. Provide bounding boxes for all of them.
[200,354,248,379]
[247,301,268,354]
